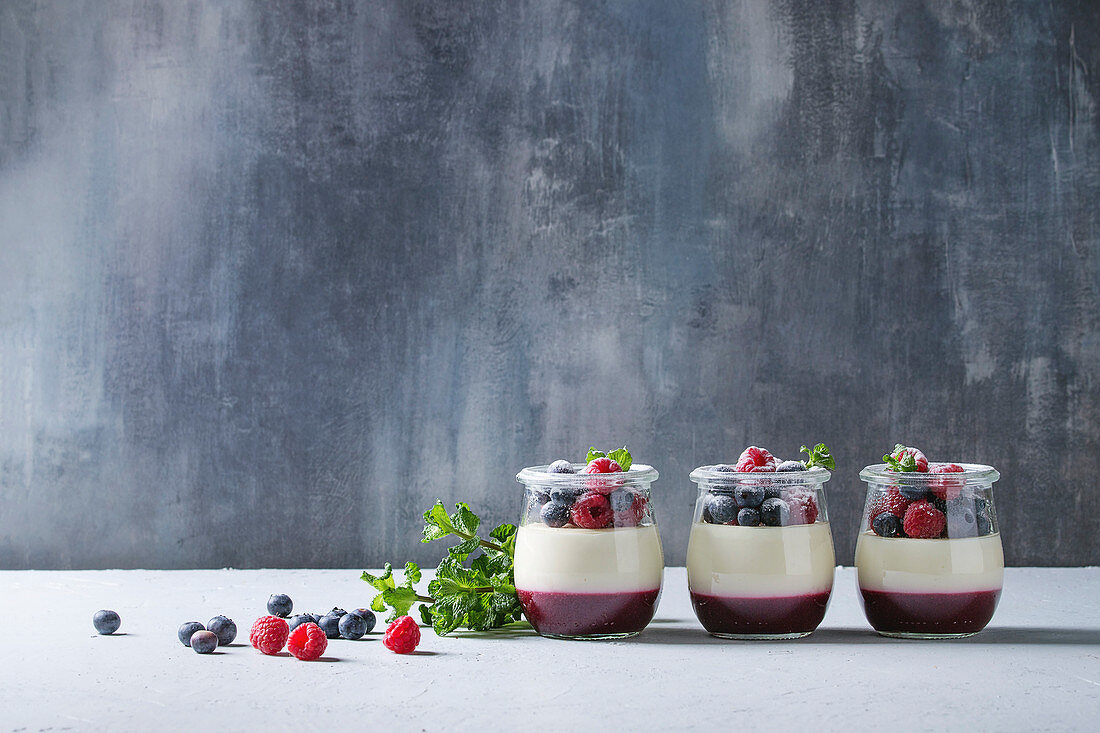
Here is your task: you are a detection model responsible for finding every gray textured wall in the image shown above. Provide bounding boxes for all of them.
[1,0,1098,569]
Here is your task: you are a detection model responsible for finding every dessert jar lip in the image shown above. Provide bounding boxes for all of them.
[859,463,999,487]
[689,465,831,488]
[516,463,659,489]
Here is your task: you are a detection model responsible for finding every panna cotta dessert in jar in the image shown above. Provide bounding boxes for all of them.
[855,444,1003,639]
[687,444,836,639]
[514,447,663,640]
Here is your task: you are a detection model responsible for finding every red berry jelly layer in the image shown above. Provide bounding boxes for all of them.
[859,587,1001,635]
[516,588,661,637]
[689,590,831,636]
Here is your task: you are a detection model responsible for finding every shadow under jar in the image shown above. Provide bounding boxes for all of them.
[513,464,663,640]
[686,466,835,640]
[855,463,1003,639]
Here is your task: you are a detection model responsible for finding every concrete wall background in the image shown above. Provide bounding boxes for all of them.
[1,0,1098,569]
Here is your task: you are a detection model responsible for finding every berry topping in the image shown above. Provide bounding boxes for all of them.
[733,485,765,508]
[702,493,737,524]
[872,512,903,537]
[775,460,805,472]
[206,616,237,646]
[613,494,647,527]
[383,616,421,654]
[93,610,120,635]
[760,497,790,526]
[785,490,819,524]
[902,501,946,539]
[609,489,637,513]
[930,462,966,500]
[571,492,613,529]
[190,630,218,654]
[547,459,575,474]
[583,457,622,474]
[869,487,911,525]
[178,621,205,647]
[734,446,777,473]
[249,615,290,655]
[339,611,370,640]
[549,486,580,506]
[713,464,737,472]
[946,499,978,538]
[287,622,328,661]
[736,507,760,526]
[267,594,293,618]
[884,444,929,473]
[540,500,571,528]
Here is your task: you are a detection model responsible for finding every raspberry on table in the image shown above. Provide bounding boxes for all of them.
[249,615,290,655]
[571,492,613,529]
[903,500,946,539]
[734,446,777,473]
[383,616,421,654]
[287,622,328,661]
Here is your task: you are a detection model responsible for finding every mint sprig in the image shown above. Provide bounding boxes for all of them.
[883,443,917,472]
[586,446,633,471]
[361,501,523,635]
[800,443,835,470]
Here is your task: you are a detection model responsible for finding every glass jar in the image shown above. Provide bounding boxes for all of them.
[513,463,663,639]
[686,466,835,639]
[855,463,1003,638]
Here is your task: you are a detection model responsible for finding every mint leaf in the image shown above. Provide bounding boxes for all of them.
[883,444,917,472]
[488,523,517,559]
[362,562,423,622]
[361,562,396,593]
[422,502,455,542]
[800,443,835,470]
[403,561,422,585]
[607,446,633,472]
[380,586,419,621]
[450,503,480,536]
[586,447,606,462]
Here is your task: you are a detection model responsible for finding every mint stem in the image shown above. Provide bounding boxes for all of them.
[415,593,433,603]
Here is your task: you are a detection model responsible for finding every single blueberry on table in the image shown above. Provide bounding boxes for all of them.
[339,611,370,640]
[190,630,219,654]
[352,609,378,634]
[540,500,571,528]
[547,460,575,474]
[319,613,343,639]
[737,508,760,527]
[872,512,903,538]
[178,621,206,647]
[702,493,737,524]
[267,594,293,618]
[733,485,765,508]
[775,460,805,472]
[759,498,790,527]
[93,610,121,635]
[206,615,236,646]
[609,489,637,513]
[549,486,580,506]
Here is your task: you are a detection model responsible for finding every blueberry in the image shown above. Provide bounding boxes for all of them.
[737,508,760,526]
[547,460,575,474]
[733,485,765,508]
[975,499,994,536]
[759,498,790,527]
[540,500,571,528]
[178,621,206,647]
[352,609,378,634]
[775,460,804,472]
[525,491,550,522]
[609,489,637,512]
[549,486,580,506]
[318,613,343,639]
[308,613,323,624]
[702,493,737,524]
[189,630,219,654]
[93,610,121,635]
[329,607,347,617]
[713,464,737,472]
[899,487,929,502]
[872,512,903,538]
[339,611,370,640]
[763,485,783,501]
[930,495,947,514]
[206,615,237,646]
[287,614,314,633]
[946,502,977,538]
[267,594,293,618]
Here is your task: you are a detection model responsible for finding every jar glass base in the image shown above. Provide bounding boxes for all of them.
[709,631,813,640]
[538,631,642,641]
[874,630,980,640]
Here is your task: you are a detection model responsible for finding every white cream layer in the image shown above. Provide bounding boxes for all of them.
[513,524,664,593]
[855,532,1004,593]
[686,522,836,598]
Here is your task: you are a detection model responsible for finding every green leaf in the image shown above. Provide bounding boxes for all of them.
[800,443,835,471]
[381,586,419,622]
[422,502,455,542]
[488,523,517,559]
[607,446,633,472]
[418,603,435,627]
[586,447,606,462]
[448,536,481,560]
[403,561,422,585]
[361,562,396,593]
[370,595,387,613]
[883,444,917,472]
[450,503,480,536]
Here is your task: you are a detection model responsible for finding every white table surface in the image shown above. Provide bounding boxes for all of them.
[2,567,1098,732]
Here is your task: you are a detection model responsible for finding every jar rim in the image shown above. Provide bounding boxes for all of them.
[689,465,831,485]
[516,463,659,486]
[859,463,999,485]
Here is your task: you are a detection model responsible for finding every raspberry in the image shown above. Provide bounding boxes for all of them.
[785,490,819,525]
[249,615,289,655]
[571,492,613,528]
[889,445,929,472]
[383,616,421,654]
[583,457,622,474]
[868,487,911,527]
[929,463,965,500]
[734,446,777,473]
[287,622,328,661]
[613,495,647,527]
[903,500,946,539]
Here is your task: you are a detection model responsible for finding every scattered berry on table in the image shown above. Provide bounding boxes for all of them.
[178,621,206,647]
[190,630,219,654]
[549,486,580,506]
[287,622,328,661]
[93,610,120,635]
[383,616,421,654]
[759,497,790,526]
[735,446,777,473]
[583,457,622,474]
[872,512,903,537]
[540,500,572,528]
[903,501,946,539]
[206,616,237,646]
[702,493,737,524]
[547,460,575,474]
[249,615,289,655]
[318,612,343,639]
[570,492,613,529]
[785,490,819,524]
[775,460,805,472]
[287,614,314,634]
[352,609,377,634]
[339,611,370,640]
[267,594,293,618]
[307,613,323,625]
[737,507,760,526]
[733,485,765,508]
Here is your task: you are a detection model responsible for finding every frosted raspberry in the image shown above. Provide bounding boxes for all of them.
[888,445,929,472]
[287,622,328,661]
[249,615,289,655]
[383,616,421,654]
[734,446,777,473]
[903,500,946,539]
[868,487,911,527]
[583,457,622,474]
[929,463,965,500]
[785,490,819,525]
[571,492,613,529]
